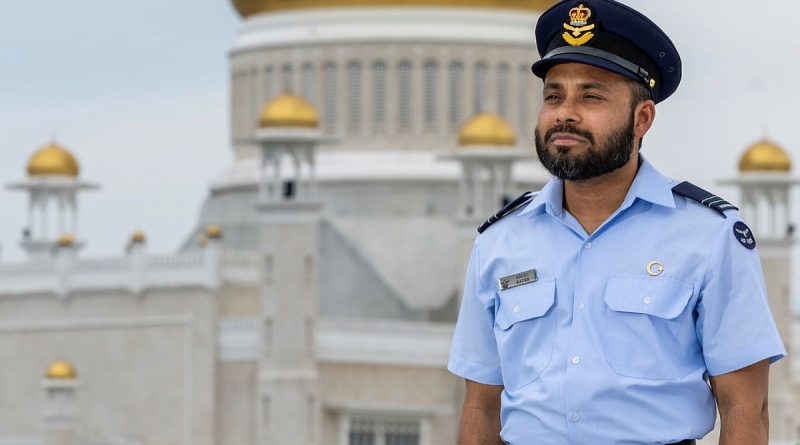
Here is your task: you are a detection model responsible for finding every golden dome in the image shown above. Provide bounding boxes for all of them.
[259,94,319,129]
[458,113,516,147]
[27,142,80,177]
[206,225,223,239]
[45,360,77,379]
[130,230,146,243]
[233,0,555,17]
[57,233,75,247]
[739,139,791,173]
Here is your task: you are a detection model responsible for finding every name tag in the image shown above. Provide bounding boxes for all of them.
[498,269,538,291]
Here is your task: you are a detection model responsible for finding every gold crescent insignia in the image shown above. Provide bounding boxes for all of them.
[646,261,665,277]
[562,31,594,46]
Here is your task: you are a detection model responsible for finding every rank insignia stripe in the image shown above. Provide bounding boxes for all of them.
[499,269,538,291]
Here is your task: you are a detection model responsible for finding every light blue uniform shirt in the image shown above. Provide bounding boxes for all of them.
[448,158,786,445]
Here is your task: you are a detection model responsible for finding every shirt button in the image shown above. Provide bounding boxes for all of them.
[583,242,592,249]
[571,414,580,422]
[513,305,521,313]
[571,356,581,365]
[577,302,585,310]
[643,296,653,304]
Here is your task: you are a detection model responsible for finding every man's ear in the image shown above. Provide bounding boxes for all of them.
[634,100,656,140]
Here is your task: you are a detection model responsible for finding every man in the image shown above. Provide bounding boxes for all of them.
[447,1,787,444]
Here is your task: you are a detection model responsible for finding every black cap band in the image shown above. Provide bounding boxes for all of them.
[543,46,655,97]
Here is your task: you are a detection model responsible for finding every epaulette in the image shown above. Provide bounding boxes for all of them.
[671,181,738,217]
[477,192,535,234]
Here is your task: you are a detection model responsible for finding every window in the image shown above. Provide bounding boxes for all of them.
[324,63,338,132]
[423,61,438,130]
[348,417,420,445]
[497,63,510,118]
[448,61,463,128]
[518,64,530,139]
[265,66,276,102]
[302,63,315,104]
[282,63,293,93]
[397,61,413,132]
[348,61,362,132]
[372,61,387,129]
[474,62,487,115]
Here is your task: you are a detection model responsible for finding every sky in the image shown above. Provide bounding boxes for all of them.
[0,0,798,262]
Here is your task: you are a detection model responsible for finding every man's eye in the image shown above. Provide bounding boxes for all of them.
[585,94,604,101]
[544,94,561,101]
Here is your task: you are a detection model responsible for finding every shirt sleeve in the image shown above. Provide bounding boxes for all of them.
[695,216,787,377]
[447,238,503,385]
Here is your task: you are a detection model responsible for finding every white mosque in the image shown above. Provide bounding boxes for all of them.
[0,1,797,444]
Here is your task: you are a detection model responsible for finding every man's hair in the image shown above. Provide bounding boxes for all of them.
[627,80,652,149]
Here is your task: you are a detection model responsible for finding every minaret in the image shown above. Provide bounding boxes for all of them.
[254,93,322,445]
[442,113,530,295]
[6,142,98,259]
[41,360,80,445]
[720,139,799,441]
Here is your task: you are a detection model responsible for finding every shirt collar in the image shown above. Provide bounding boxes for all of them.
[519,156,676,217]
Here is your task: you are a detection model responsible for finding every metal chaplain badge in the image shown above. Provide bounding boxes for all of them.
[562,3,596,46]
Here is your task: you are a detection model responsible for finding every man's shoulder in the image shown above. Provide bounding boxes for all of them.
[477,191,537,235]
[669,180,739,218]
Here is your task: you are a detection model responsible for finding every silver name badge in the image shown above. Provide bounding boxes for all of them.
[498,269,538,291]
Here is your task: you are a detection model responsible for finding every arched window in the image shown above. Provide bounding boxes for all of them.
[518,64,530,139]
[372,61,387,130]
[448,61,464,129]
[302,63,315,104]
[347,61,362,132]
[282,64,293,93]
[398,61,413,132]
[265,66,276,101]
[423,61,438,131]
[324,63,338,132]
[474,62,488,115]
[497,63,510,119]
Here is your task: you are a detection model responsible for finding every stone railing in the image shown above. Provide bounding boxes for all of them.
[0,242,264,298]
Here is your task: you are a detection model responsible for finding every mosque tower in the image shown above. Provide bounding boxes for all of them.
[254,93,323,444]
[721,139,799,441]
[6,142,98,259]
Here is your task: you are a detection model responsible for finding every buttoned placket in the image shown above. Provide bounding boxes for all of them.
[551,199,637,441]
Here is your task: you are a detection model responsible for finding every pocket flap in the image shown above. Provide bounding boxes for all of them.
[604,276,693,320]
[496,279,556,330]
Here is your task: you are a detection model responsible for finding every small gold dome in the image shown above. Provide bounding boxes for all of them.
[739,139,791,173]
[46,360,77,379]
[259,94,319,129]
[206,225,223,239]
[27,142,80,177]
[57,233,75,247]
[458,114,516,147]
[130,230,146,243]
[232,0,555,18]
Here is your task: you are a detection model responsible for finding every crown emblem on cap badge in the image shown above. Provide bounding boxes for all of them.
[562,3,596,46]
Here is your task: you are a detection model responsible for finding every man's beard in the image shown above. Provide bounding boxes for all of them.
[534,111,635,181]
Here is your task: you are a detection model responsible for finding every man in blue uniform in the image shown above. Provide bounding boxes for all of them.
[447,1,787,444]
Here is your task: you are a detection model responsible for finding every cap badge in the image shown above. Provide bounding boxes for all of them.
[562,3,596,46]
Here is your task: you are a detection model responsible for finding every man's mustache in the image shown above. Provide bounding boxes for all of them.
[544,124,595,145]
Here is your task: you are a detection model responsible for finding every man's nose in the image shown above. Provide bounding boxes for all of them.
[555,97,581,125]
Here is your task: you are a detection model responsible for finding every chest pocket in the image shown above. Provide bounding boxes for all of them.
[603,276,697,380]
[494,278,556,391]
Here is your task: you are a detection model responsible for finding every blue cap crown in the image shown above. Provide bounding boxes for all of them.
[532,0,682,103]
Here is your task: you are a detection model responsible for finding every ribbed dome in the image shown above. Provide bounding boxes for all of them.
[232,0,555,17]
[259,94,319,129]
[739,139,791,173]
[45,360,77,379]
[27,142,80,177]
[458,114,516,147]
